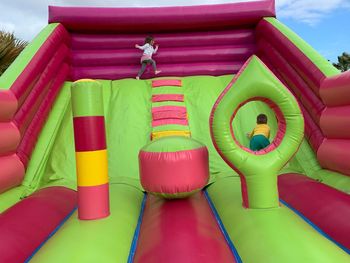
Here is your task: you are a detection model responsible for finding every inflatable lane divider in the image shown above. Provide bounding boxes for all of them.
[131,192,238,262]
[204,190,243,263]
[71,79,110,220]
[280,199,350,255]
[127,194,147,263]
[150,79,191,140]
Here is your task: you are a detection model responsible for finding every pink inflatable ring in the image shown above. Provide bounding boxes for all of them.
[139,136,209,198]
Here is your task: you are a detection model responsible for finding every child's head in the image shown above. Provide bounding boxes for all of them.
[257,114,267,124]
[145,36,155,45]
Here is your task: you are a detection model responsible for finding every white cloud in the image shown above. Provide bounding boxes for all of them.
[277,0,350,25]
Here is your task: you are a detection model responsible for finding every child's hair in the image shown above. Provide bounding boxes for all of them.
[257,114,267,124]
[144,36,154,44]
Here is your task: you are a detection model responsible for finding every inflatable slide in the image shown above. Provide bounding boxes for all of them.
[0,1,349,262]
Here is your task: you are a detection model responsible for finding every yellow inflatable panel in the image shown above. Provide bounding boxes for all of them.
[76,149,108,186]
[152,130,191,140]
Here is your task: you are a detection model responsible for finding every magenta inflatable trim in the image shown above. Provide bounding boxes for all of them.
[49,1,275,33]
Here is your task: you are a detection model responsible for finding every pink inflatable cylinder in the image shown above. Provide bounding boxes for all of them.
[0,154,25,194]
[0,122,20,155]
[320,71,350,107]
[77,184,109,220]
[139,137,209,198]
[320,105,350,139]
[317,139,350,176]
[0,90,18,122]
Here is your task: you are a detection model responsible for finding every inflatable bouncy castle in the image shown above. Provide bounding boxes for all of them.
[0,1,350,262]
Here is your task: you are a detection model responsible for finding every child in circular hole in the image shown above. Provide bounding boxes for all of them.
[135,36,161,80]
[247,114,271,151]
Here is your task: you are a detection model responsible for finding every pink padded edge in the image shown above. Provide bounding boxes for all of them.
[152,118,188,127]
[17,64,69,167]
[13,44,69,134]
[256,19,325,95]
[152,79,182,87]
[49,2,275,32]
[0,187,77,263]
[278,173,350,250]
[9,25,70,106]
[257,38,324,124]
[152,94,184,102]
[78,183,110,220]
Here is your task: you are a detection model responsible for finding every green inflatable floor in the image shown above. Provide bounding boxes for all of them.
[1,75,349,262]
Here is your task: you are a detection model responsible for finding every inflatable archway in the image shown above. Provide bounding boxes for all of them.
[210,56,304,208]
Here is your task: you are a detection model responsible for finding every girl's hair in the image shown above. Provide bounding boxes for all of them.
[257,114,267,124]
[144,36,154,44]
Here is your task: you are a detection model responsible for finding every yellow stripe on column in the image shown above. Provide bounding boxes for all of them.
[76,149,108,186]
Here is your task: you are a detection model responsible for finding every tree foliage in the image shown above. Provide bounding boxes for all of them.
[0,30,27,76]
[333,52,350,72]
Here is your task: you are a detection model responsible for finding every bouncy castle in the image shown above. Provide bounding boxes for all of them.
[0,0,350,262]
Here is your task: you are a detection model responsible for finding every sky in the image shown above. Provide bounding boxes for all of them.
[0,0,349,63]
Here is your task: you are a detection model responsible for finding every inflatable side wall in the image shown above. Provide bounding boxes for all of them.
[0,24,71,193]
[256,18,350,177]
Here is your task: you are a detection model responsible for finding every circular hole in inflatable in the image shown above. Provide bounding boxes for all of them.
[231,100,279,153]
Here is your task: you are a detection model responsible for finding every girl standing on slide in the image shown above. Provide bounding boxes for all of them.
[135,36,161,80]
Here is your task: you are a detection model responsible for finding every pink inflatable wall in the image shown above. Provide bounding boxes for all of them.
[49,1,275,80]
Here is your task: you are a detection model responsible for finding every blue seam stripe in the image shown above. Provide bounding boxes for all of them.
[25,206,78,262]
[280,199,350,254]
[204,190,243,263]
[127,193,147,263]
